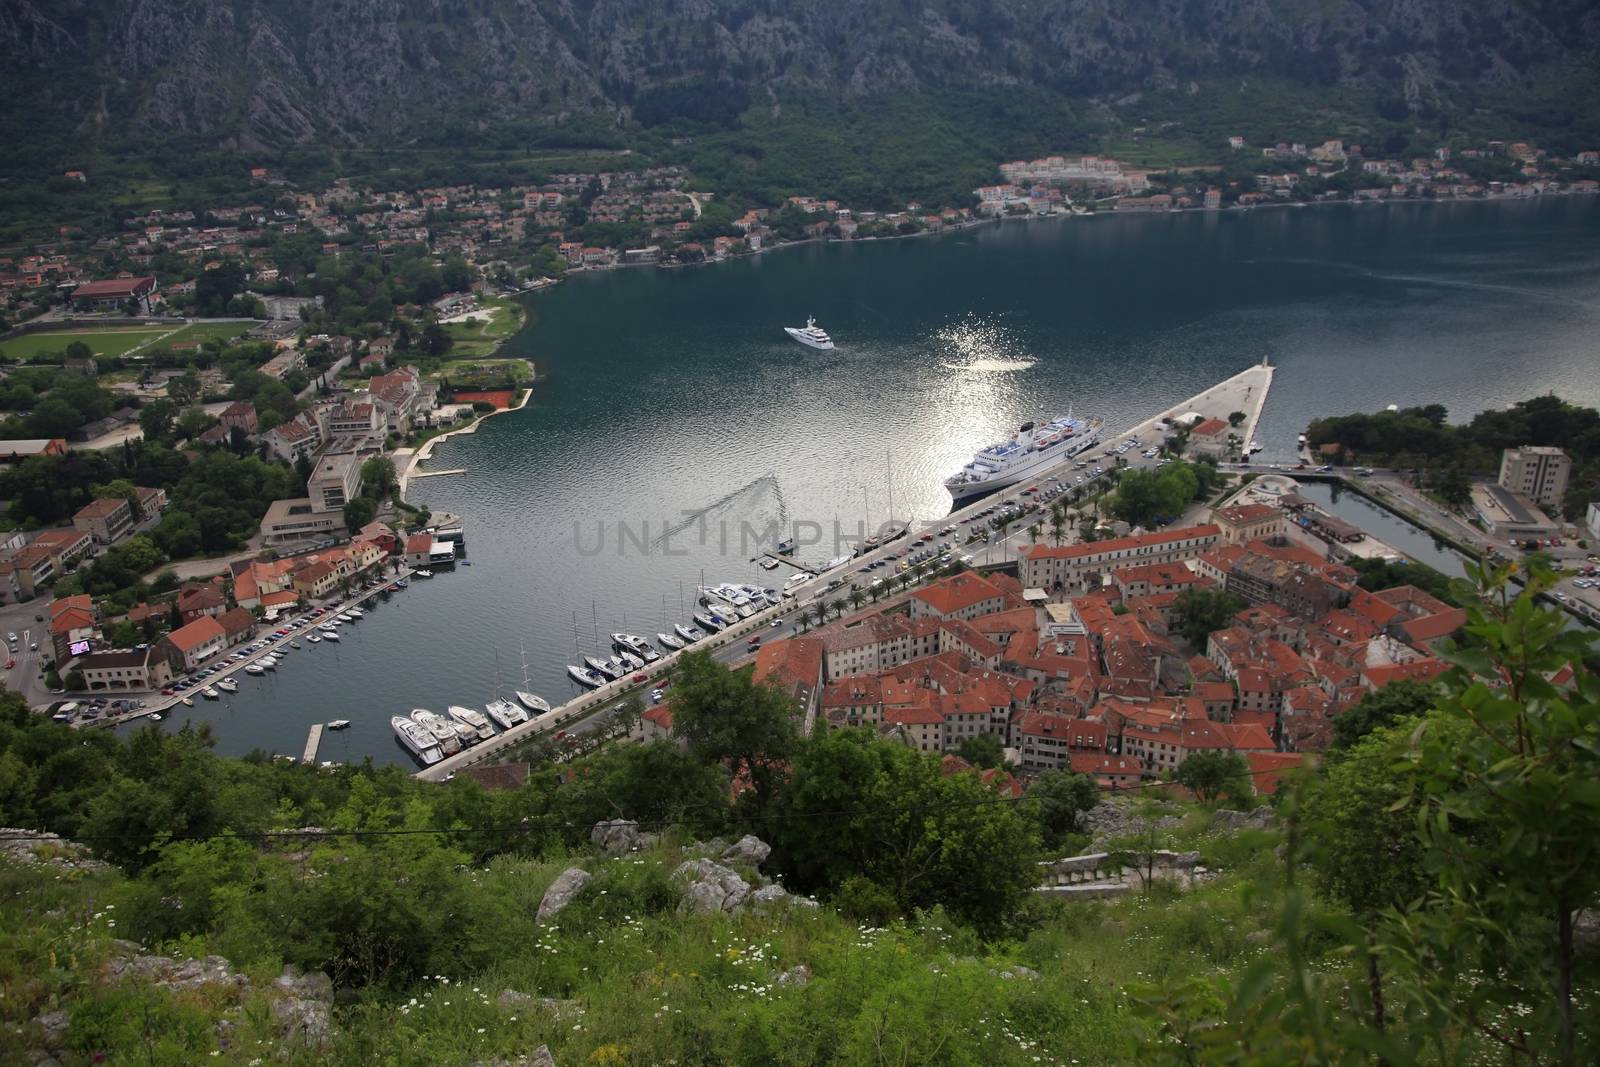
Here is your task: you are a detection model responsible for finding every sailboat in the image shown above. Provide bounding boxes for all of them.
[486,649,528,728]
[515,639,550,715]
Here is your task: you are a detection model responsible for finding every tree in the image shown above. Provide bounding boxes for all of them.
[667,650,798,806]
[1398,561,1600,1061]
[294,452,314,485]
[1170,587,1248,648]
[360,455,398,497]
[166,371,202,405]
[175,406,215,441]
[1109,463,1199,527]
[343,496,376,532]
[1301,724,1433,1046]
[766,728,1041,936]
[1331,678,1438,749]
[955,732,1005,769]
[421,322,453,357]
[138,399,177,444]
[1174,750,1248,804]
[1228,410,1247,427]
[1026,769,1099,850]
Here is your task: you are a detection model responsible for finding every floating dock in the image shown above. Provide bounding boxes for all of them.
[303,723,324,764]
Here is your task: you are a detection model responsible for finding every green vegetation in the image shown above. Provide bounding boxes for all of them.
[1349,554,1464,607]
[1170,587,1249,648]
[0,568,1593,1061]
[0,327,171,362]
[1306,395,1600,519]
[1108,459,1223,528]
[437,301,523,358]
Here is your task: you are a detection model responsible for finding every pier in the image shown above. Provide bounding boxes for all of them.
[303,723,324,764]
[413,359,1275,782]
[409,468,467,480]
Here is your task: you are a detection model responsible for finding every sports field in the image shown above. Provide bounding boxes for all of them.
[0,320,251,361]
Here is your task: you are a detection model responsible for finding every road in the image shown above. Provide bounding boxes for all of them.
[414,360,1276,780]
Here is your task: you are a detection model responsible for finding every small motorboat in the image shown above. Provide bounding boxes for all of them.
[322,630,341,642]
[307,634,322,644]
[674,622,706,643]
[289,640,302,649]
[201,686,220,700]
[327,719,351,730]
[216,678,238,693]
[244,664,265,675]
[415,569,433,579]
[180,696,194,707]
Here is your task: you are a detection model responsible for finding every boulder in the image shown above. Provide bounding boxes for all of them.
[589,820,642,855]
[537,867,592,923]
[746,884,817,911]
[775,964,811,988]
[272,995,331,1045]
[672,858,751,914]
[1211,807,1275,832]
[274,966,333,1003]
[719,835,772,867]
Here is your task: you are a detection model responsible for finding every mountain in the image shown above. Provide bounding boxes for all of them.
[4,0,1598,149]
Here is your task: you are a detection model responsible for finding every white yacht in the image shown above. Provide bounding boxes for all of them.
[585,654,623,680]
[483,698,522,730]
[657,631,685,651]
[674,622,706,643]
[392,715,444,765]
[244,663,265,676]
[784,316,834,350]
[410,709,462,756]
[944,413,1105,505]
[693,611,723,633]
[322,630,341,642]
[447,705,496,742]
[611,633,660,662]
[568,664,607,688]
[216,677,238,694]
[347,607,365,618]
[616,650,644,672]
[327,719,351,730]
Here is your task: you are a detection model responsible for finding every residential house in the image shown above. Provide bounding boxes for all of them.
[78,647,171,692]
[219,401,259,436]
[158,616,228,673]
[175,583,227,623]
[1021,525,1221,594]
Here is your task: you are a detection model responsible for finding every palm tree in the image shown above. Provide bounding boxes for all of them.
[810,602,827,629]
[830,598,847,619]
[1028,522,1042,544]
[848,589,866,613]
[1049,512,1066,546]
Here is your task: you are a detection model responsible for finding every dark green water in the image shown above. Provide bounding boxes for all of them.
[133,197,1600,764]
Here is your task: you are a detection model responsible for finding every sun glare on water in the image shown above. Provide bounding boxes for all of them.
[935,315,1038,372]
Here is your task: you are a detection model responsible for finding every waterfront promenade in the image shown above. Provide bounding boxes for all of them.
[414,359,1275,780]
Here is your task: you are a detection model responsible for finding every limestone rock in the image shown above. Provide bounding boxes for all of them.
[719,834,772,867]
[775,964,811,987]
[272,995,330,1045]
[589,819,641,855]
[1211,807,1275,832]
[672,858,751,914]
[274,965,333,1003]
[537,867,592,922]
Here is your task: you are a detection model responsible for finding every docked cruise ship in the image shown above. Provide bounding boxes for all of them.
[944,413,1105,505]
[783,317,834,350]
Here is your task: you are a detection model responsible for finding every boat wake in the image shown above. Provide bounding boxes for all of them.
[651,473,789,549]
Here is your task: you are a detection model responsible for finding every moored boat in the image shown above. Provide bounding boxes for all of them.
[568,664,607,688]
[327,719,351,730]
[657,631,685,651]
[447,704,496,742]
[674,622,706,643]
[392,715,444,765]
[410,709,462,756]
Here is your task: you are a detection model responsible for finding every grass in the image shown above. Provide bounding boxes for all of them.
[440,301,523,358]
[0,327,172,361]
[0,320,251,363]
[0,816,1300,1066]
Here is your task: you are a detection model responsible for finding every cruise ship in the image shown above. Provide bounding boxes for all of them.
[943,413,1105,505]
[783,316,834,350]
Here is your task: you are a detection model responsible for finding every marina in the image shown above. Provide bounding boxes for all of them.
[118,198,1600,767]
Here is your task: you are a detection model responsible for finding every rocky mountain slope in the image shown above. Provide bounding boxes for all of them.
[4,0,1597,147]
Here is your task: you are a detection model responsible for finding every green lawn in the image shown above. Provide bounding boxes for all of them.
[0,320,254,363]
[0,327,172,361]
[441,301,523,357]
[154,321,253,349]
